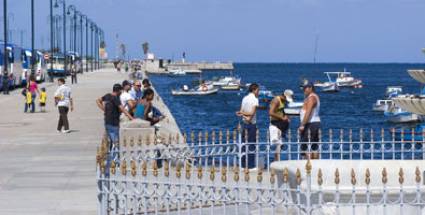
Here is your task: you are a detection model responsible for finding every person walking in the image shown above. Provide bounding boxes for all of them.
[54,78,73,133]
[96,83,134,145]
[28,75,40,113]
[236,83,260,170]
[299,82,321,159]
[2,72,9,95]
[39,87,47,112]
[71,63,78,84]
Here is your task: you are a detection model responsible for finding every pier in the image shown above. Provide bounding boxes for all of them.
[0,66,182,214]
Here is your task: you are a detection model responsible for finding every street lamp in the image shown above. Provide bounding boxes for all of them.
[90,22,95,72]
[49,0,54,82]
[3,0,8,77]
[85,18,90,72]
[31,0,36,75]
[54,0,67,75]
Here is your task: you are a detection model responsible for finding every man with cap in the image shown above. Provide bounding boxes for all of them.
[96,83,134,146]
[299,82,321,159]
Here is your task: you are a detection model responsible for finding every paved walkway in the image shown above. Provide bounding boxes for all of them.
[0,68,130,214]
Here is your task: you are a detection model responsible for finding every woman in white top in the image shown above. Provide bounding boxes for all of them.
[299,82,321,159]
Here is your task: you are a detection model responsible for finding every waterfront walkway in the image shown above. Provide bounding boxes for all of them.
[0,68,136,214]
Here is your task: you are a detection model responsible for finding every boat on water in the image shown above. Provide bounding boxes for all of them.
[211,76,241,86]
[168,69,186,76]
[314,73,340,93]
[384,103,423,123]
[184,69,202,74]
[372,86,402,112]
[283,90,303,115]
[171,83,218,96]
[220,82,241,91]
[333,70,363,87]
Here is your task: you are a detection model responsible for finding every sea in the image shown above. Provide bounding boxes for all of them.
[150,63,425,141]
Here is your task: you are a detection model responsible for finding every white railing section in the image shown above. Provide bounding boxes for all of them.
[96,128,425,215]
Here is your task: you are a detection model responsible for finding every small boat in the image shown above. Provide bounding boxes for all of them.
[171,84,218,96]
[168,69,186,76]
[317,70,362,88]
[212,76,241,86]
[373,86,402,112]
[184,69,202,74]
[384,104,423,123]
[314,73,340,93]
[220,82,241,91]
[283,89,302,115]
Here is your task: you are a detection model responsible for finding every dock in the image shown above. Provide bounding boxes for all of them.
[0,66,182,214]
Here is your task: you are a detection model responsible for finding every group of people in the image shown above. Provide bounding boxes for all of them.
[237,82,321,169]
[96,78,165,144]
[22,75,47,113]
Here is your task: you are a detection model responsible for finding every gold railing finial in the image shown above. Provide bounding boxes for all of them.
[110,160,116,175]
[306,159,312,175]
[283,167,289,183]
[137,135,142,146]
[129,137,134,147]
[257,168,263,183]
[416,167,421,183]
[399,168,404,184]
[221,166,227,182]
[244,168,250,182]
[153,161,158,177]
[142,161,147,176]
[197,165,203,179]
[176,164,182,178]
[317,168,323,186]
[296,168,302,185]
[233,165,239,182]
[365,168,370,185]
[130,160,137,177]
[351,168,356,185]
[334,168,340,185]
[270,169,276,184]
[120,160,127,176]
[185,161,191,179]
[382,168,388,184]
[209,166,215,181]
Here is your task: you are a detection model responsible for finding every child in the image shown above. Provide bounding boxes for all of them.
[39,87,47,112]
[24,88,32,113]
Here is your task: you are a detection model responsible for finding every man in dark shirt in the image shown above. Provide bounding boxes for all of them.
[96,83,134,145]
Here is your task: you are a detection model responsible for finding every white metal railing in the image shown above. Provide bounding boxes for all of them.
[96,128,425,215]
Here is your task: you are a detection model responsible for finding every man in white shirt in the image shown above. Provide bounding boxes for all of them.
[120,80,135,122]
[236,83,260,169]
[54,78,73,133]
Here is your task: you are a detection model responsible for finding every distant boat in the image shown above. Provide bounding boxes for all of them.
[333,70,363,87]
[314,72,340,93]
[212,76,241,86]
[171,83,218,96]
[168,69,186,76]
[184,69,202,74]
[372,86,402,112]
[220,82,241,91]
[384,103,423,123]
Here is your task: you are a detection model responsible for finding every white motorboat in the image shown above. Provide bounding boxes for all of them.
[283,89,302,115]
[314,73,340,93]
[183,69,202,74]
[332,70,362,87]
[372,86,402,112]
[220,82,241,90]
[212,76,241,86]
[384,104,423,123]
[171,83,218,96]
[168,69,186,76]
[373,99,393,112]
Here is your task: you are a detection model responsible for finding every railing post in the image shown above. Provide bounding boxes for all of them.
[305,159,312,214]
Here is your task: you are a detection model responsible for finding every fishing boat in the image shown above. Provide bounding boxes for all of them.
[372,86,402,112]
[168,69,186,76]
[333,70,363,87]
[183,69,202,74]
[171,83,218,96]
[314,73,340,93]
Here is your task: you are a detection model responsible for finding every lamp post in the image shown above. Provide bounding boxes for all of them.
[54,0,67,75]
[31,0,36,75]
[80,14,84,66]
[49,0,54,82]
[3,0,8,76]
[85,18,90,72]
[90,23,95,72]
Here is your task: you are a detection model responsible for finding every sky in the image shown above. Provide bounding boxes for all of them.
[1,0,425,63]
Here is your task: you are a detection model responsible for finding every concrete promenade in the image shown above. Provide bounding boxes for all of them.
[0,68,160,214]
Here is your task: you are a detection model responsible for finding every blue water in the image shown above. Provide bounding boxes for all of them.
[150,63,425,138]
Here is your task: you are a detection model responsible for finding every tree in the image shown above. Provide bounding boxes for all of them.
[142,42,149,55]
